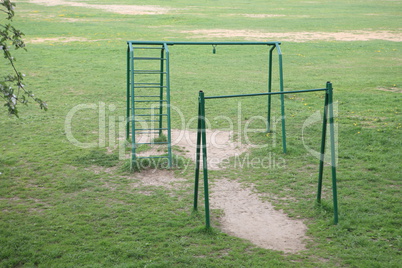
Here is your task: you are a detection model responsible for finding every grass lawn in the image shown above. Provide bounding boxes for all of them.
[1,0,401,267]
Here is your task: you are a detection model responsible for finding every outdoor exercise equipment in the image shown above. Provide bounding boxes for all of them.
[193,82,339,228]
[126,41,286,168]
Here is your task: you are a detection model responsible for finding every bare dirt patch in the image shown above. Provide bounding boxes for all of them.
[27,37,93,44]
[132,129,308,253]
[377,87,402,93]
[130,169,186,189]
[128,169,308,253]
[180,29,402,42]
[29,0,173,15]
[211,178,308,253]
[27,36,119,44]
[137,129,252,170]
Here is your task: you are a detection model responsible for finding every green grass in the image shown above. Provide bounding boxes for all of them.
[1,0,401,267]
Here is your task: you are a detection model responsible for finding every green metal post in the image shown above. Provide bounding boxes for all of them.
[130,45,137,167]
[164,43,173,168]
[317,86,329,202]
[126,45,131,140]
[199,91,211,229]
[267,46,275,133]
[194,95,203,211]
[158,46,165,136]
[276,43,287,153]
[327,82,339,224]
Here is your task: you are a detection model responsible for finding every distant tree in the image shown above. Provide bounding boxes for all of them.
[1,0,47,117]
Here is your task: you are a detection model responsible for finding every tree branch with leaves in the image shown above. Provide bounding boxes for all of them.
[1,0,47,117]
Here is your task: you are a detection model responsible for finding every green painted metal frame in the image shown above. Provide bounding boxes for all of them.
[127,41,288,169]
[128,41,280,46]
[126,42,173,168]
[194,82,338,229]
[164,43,173,168]
[317,82,338,224]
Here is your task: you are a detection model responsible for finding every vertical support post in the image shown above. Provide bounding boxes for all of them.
[164,43,173,168]
[276,43,287,153]
[158,46,165,136]
[317,85,329,202]
[317,82,338,225]
[129,44,137,167]
[327,82,339,224]
[126,44,131,140]
[267,45,275,133]
[194,94,203,211]
[194,91,211,229]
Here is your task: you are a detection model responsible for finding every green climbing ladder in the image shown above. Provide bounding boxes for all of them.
[126,42,173,168]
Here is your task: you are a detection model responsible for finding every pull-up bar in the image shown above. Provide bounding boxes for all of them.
[193,82,338,229]
[203,87,326,99]
[127,41,281,46]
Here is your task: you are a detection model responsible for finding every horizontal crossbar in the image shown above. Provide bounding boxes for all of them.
[135,114,168,116]
[135,132,160,134]
[136,142,169,145]
[133,108,160,110]
[128,41,280,46]
[136,128,168,131]
[204,88,326,100]
[133,86,166,89]
[134,120,160,122]
[136,156,169,159]
[134,100,167,103]
[133,70,167,74]
[133,57,165,60]
[131,47,163,49]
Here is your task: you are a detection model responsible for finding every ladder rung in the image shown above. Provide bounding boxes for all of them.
[134,120,160,122]
[136,142,169,145]
[133,47,163,50]
[133,108,158,110]
[134,100,167,103]
[134,70,166,74]
[133,57,165,60]
[135,132,160,135]
[136,156,168,159]
[134,86,167,89]
[134,83,161,85]
[135,114,167,116]
[136,95,161,98]
[136,128,168,131]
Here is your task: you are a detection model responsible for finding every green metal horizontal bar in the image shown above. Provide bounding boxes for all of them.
[135,114,167,116]
[136,95,161,97]
[134,83,161,85]
[131,46,163,49]
[133,86,167,89]
[133,57,165,60]
[128,41,281,46]
[204,88,326,100]
[134,100,167,102]
[133,107,160,110]
[134,70,167,74]
[136,142,169,145]
[135,131,160,134]
[136,156,168,159]
[136,128,168,131]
